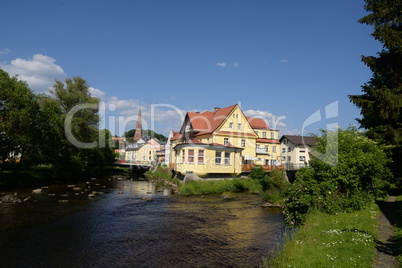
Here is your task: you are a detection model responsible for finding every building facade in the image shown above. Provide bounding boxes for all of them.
[279,135,318,170]
[168,104,284,178]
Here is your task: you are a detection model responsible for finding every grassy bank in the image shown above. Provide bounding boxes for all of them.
[0,165,118,190]
[264,203,380,268]
[178,178,263,195]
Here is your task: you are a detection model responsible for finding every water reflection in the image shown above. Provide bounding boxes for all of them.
[0,178,284,267]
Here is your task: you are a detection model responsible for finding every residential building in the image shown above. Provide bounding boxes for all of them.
[279,135,318,170]
[168,104,284,178]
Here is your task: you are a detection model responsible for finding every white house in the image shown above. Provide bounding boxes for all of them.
[280,135,317,170]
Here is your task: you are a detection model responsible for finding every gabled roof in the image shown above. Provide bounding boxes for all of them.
[280,135,318,147]
[185,104,237,135]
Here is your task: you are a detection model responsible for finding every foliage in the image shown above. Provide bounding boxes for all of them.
[349,0,402,175]
[249,166,269,189]
[283,127,392,226]
[0,69,41,167]
[124,129,167,141]
[178,178,261,195]
[264,203,380,268]
[144,165,179,186]
[0,70,115,185]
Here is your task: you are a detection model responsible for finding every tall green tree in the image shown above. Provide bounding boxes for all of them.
[45,77,115,178]
[349,0,402,174]
[0,69,40,168]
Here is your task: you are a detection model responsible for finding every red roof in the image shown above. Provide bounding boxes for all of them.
[187,104,237,135]
[246,117,271,130]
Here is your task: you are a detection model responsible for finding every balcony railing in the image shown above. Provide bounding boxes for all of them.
[242,164,285,172]
[256,148,269,154]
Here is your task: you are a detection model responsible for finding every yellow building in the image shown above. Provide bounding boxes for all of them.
[125,139,163,165]
[169,104,284,178]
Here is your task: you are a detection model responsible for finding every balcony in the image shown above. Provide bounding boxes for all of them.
[256,148,269,155]
[242,164,285,172]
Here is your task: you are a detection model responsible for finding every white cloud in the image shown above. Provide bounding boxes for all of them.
[216,62,227,68]
[244,109,287,129]
[0,48,11,55]
[89,87,106,99]
[0,54,67,93]
[280,58,289,63]
[104,97,187,136]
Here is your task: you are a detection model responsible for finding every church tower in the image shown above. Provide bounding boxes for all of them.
[133,108,143,142]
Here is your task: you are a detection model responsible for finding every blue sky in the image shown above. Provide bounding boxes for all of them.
[0,0,381,137]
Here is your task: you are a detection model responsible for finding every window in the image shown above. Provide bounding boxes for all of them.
[264,145,268,151]
[229,122,233,129]
[238,123,242,130]
[187,149,194,163]
[265,159,269,165]
[299,156,306,161]
[215,151,222,165]
[224,152,231,165]
[198,150,204,164]
[273,146,277,152]
[149,150,152,155]
[300,149,305,153]
[288,147,292,152]
[271,132,275,139]
[181,149,185,163]
[263,132,267,138]
[149,156,152,160]
[287,156,291,161]
[256,144,260,149]
[241,139,246,147]
[282,148,286,153]
[224,138,229,145]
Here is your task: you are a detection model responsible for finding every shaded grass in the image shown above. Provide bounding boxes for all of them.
[264,203,380,268]
[0,166,57,189]
[178,178,262,195]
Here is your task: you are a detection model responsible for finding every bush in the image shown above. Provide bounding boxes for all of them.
[282,127,392,226]
[249,166,270,189]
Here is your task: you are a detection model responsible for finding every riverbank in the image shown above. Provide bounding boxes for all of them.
[264,187,402,268]
[0,166,126,190]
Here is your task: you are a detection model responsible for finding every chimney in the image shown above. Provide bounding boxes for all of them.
[214,107,221,112]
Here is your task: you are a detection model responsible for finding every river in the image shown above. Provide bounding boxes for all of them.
[0,176,285,268]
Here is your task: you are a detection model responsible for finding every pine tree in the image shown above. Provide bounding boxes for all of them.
[349,0,402,175]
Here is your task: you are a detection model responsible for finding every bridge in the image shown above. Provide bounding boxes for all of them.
[113,160,153,172]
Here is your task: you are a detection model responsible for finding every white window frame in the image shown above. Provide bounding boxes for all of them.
[224,152,231,165]
[198,150,205,164]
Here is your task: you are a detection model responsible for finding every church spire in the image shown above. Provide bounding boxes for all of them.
[133,108,143,142]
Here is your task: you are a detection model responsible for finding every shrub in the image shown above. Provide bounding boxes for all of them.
[282,127,392,226]
[249,165,269,189]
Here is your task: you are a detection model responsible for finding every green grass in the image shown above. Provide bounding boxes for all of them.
[0,166,57,189]
[178,178,262,195]
[264,203,380,268]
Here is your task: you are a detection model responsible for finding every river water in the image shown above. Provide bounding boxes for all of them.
[0,176,285,268]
